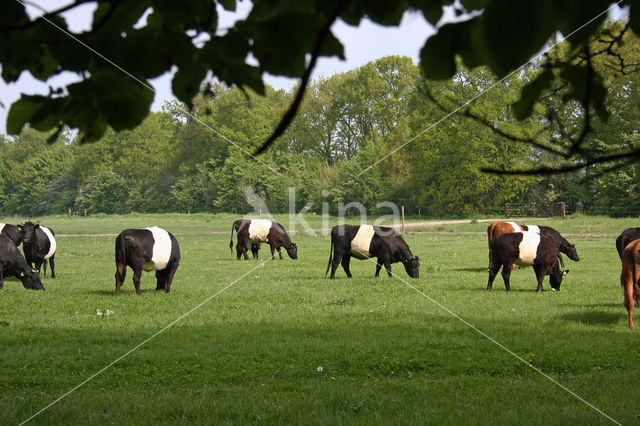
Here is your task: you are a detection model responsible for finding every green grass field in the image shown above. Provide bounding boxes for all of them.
[1,214,639,425]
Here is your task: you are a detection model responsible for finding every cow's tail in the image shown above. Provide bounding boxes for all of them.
[325,232,334,278]
[230,221,236,254]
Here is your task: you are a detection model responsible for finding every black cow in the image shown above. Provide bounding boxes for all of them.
[536,225,580,267]
[616,227,640,258]
[488,231,568,292]
[0,235,44,290]
[0,223,24,246]
[21,222,56,278]
[325,224,420,279]
[230,219,297,260]
[115,227,181,295]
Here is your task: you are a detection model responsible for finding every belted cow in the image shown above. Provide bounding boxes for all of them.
[487,221,579,269]
[488,231,569,292]
[325,224,420,279]
[21,222,56,278]
[620,239,640,329]
[230,219,298,260]
[0,234,44,290]
[0,223,24,246]
[616,227,640,258]
[115,227,181,295]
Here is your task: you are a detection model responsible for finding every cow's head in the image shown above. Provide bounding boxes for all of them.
[21,222,38,244]
[403,256,420,278]
[285,243,298,259]
[19,268,44,290]
[549,266,569,291]
[562,242,580,262]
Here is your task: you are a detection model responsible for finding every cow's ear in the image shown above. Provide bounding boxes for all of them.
[20,272,25,277]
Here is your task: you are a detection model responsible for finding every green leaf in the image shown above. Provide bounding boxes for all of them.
[479,0,558,77]
[6,95,63,135]
[420,21,472,80]
[512,69,553,120]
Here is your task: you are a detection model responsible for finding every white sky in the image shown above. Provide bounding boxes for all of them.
[0,1,434,135]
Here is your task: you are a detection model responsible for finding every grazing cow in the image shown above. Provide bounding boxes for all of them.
[487,221,579,269]
[21,222,56,278]
[230,219,298,260]
[325,224,420,279]
[620,239,640,329]
[0,223,24,246]
[616,227,640,258]
[0,235,44,290]
[115,227,180,295]
[536,225,580,268]
[488,231,568,292]
[250,242,261,259]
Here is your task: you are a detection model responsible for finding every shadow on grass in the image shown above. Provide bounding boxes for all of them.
[456,267,488,273]
[559,310,623,325]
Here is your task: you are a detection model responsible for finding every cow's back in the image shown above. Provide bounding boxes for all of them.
[617,228,640,258]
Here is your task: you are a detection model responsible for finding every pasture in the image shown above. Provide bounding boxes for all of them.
[1,213,639,425]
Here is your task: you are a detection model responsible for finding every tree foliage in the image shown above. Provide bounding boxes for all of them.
[1,0,637,172]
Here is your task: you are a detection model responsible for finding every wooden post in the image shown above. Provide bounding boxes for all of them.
[505,203,510,217]
[68,208,71,218]
[401,206,405,235]
[418,208,421,219]
[532,203,537,218]
[84,209,87,217]
[562,201,566,219]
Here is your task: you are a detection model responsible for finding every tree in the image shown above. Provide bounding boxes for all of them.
[2,0,637,175]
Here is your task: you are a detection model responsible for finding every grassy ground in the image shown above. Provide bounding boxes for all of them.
[0,214,638,425]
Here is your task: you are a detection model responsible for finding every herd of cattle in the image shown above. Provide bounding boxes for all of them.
[3,218,640,329]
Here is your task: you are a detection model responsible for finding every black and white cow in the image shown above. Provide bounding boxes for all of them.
[230,219,298,260]
[488,231,569,292]
[325,224,420,279]
[616,227,640,258]
[114,227,181,295]
[0,223,24,246]
[0,234,44,290]
[21,222,56,278]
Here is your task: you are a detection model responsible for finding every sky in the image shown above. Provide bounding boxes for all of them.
[0,1,435,135]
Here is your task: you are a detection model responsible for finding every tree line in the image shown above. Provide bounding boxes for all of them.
[1,22,639,218]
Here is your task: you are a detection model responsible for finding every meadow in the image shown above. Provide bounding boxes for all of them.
[1,213,639,425]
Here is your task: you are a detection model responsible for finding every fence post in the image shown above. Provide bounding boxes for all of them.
[505,203,510,217]
[68,208,71,218]
[401,206,405,235]
[532,203,536,217]
[562,201,566,219]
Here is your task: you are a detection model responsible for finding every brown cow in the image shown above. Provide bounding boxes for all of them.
[620,239,640,329]
[487,221,527,270]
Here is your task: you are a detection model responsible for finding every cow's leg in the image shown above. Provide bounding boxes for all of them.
[0,270,4,289]
[163,263,179,293]
[341,256,352,278]
[35,260,44,276]
[155,269,166,291]
[487,263,501,291]
[375,262,382,277]
[330,253,343,279]
[270,244,276,260]
[132,266,143,296]
[558,253,565,268]
[115,263,126,296]
[625,279,636,329]
[277,247,283,260]
[501,264,513,292]
[49,255,55,278]
[533,265,546,292]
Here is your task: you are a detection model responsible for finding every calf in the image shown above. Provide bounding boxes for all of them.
[230,219,297,260]
[0,223,24,246]
[325,224,420,279]
[21,222,56,278]
[115,227,180,295]
[620,239,640,329]
[616,227,640,258]
[0,235,44,290]
[488,231,568,292]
